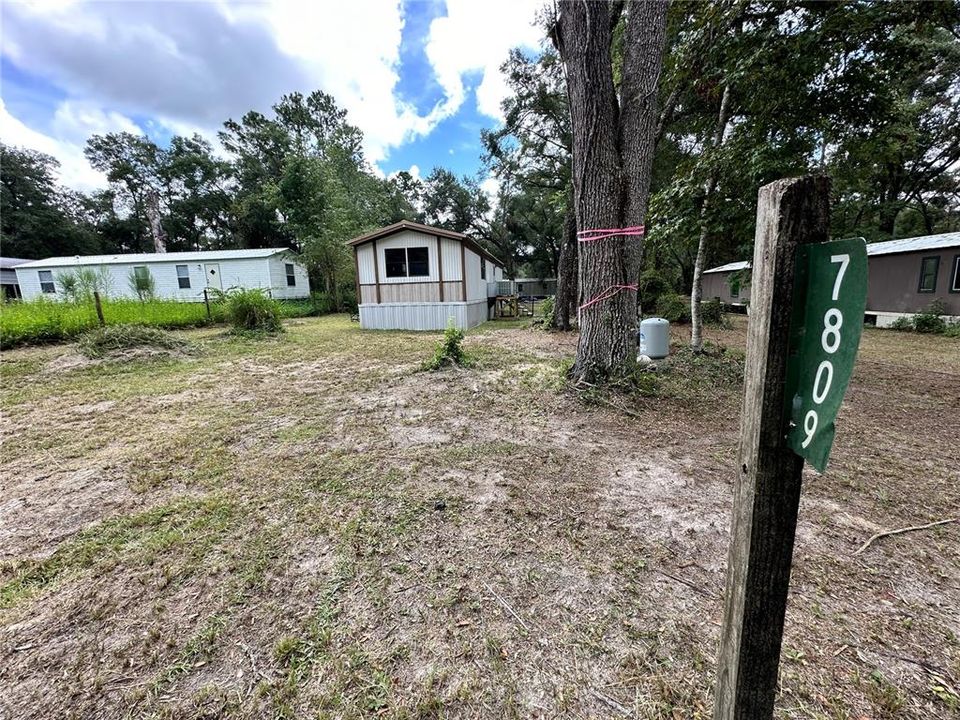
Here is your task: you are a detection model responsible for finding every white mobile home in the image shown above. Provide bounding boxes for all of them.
[14,248,310,302]
[348,221,505,330]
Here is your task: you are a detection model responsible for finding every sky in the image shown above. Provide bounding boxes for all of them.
[0,0,547,192]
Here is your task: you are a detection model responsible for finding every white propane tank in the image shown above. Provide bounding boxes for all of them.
[639,317,670,359]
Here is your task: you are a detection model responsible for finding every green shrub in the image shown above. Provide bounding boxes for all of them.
[701,298,724,326]
[912,299,947,334]
[638,270,671,313]
[78,324,194,359]
[655,293,692,324]
[888,316,913,332]
[539,296,555,326]
[128,267,156,301]
[224,288,284,333]
[424,320,469,370]
[944,323,960,338]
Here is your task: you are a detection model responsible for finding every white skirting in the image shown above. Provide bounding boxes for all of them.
[359,301,490,330]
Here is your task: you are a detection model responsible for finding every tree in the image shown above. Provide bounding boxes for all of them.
[0,144,102,258]
[553,0,669,382]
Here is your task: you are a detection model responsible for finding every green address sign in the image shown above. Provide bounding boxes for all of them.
[784,237,868,472]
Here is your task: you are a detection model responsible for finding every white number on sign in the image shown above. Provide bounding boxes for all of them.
[801,409,819,448]
[803,253,851,449]
[830,254,850,301]
[822,308,843,353]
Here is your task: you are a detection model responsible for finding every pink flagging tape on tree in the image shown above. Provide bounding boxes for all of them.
[579,284,638,312]
[577,225,645,243]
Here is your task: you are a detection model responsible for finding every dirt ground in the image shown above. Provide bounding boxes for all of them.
[1,315,958,719]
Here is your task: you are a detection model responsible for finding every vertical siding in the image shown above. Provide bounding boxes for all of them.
[463,249,486,301]
[867,250,959,315]
[356,244,376,284]
[358,300,489,331]
[441,238,462,281]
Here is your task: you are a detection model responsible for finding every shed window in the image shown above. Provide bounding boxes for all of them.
[176,265,191,289]
[951,255,960,293]
[918,256,939,293]
[38,270,55,294]
[481,258,486,280]
[133,266,150,282]
[285,263,296,287]
[384,247,429,278]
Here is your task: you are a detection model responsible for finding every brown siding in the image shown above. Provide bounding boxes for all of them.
[379,282,442,303]
[360,285,378,304]
[442,281,464,301]
[867,249,959,315]
[702,273,751,304]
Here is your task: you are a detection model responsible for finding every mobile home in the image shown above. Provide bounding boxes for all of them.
[348,221,505,330]
[14,248,310,302]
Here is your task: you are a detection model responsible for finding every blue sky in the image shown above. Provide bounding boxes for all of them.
[0,0,546,190]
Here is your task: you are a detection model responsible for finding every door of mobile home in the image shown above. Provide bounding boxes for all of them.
[205,263,222,290]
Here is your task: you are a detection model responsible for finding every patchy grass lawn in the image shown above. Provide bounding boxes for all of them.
[1,315,957,719]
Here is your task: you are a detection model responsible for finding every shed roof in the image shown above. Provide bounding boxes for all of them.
[346,220,504,267]
[0,257,30,270]
[703,231,960,275]
[16,248,295,269]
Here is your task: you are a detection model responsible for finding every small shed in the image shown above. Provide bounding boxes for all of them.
[1,257,29,299]
[347,221,505,330]
[702,231,960,326]
[14,248,310,302]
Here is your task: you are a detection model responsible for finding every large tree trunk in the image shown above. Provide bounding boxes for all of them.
[552,195,578,330]
[557,0,668,382]
[691,84,733,352]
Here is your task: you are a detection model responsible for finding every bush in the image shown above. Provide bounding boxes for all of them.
[638,270,671,314]
[655,293,692,324]
[944,323,960,338]
[224,288,284,333]
[888,316,913,332]
[538,296,555,327]
[424,320,469,370]
[912,299,947,334]
[701,298,724,326]
[78,324,193,359]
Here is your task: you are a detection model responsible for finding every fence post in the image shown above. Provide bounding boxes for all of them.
[203,288,212,320]
[713,176,830,720]
[93,291,106,327]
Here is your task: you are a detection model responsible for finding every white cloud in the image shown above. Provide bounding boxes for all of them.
[0,98,134,190]
[425,0,545,121]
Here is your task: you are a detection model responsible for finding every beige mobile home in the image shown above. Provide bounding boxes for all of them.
[347,221,504,330]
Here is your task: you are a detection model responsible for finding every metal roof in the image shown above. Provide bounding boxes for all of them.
[703,231,960,274]
[703,260,751,274]
[15,248,295,269]
[0,257,30,270]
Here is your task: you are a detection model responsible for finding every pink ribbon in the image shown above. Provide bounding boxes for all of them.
[579,284,638,312]
[577,225,645,243]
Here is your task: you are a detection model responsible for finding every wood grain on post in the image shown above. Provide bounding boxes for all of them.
[93,291,106,327]
[714,175,830,720]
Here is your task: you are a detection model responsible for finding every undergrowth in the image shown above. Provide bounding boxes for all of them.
[77,324,196,359]
[423,320,470,370]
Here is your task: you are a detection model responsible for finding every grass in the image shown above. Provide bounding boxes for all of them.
[0,295,328,349]
[1,314,957,719]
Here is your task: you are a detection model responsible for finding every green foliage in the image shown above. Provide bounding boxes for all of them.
[77,324,194,359]
[538,296,555,326]
[424,321,469,370]
[128,266,156,301]
[57,266,113,302]
[701,298,724,326]
[224,288,284,334]
[638,269,671,314]
[944,323,960,339]
[655,293,692,324]
[912,300,947,334]
[888,316,913,332]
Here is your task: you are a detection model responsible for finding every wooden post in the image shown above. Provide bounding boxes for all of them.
[460,242,467,302]
[714,176,830,720]
[203,287,212,320]
[93,291,106,327]
[353,247,361,306]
